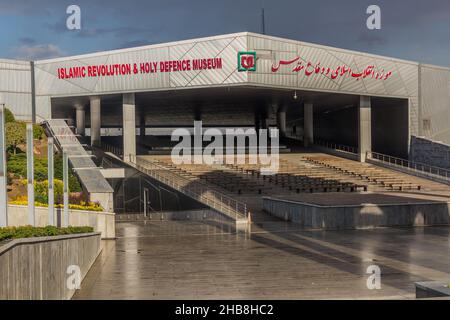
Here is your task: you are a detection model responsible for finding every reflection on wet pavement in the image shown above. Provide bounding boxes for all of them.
[73,220,450,299]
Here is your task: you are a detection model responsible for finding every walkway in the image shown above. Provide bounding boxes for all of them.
[73,220,450,299]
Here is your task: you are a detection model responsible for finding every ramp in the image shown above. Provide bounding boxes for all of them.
[45,119,114,211]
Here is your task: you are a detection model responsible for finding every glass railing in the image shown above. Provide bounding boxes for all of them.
[314,140,358,154]
[101,143,248,221]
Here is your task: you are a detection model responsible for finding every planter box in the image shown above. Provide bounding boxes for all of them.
[263,197,450,230]
[7,205,115,239]
[0,232,101,300]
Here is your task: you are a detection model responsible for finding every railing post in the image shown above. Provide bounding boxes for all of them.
[0,104,8,227]
[48,137,55,226]
[26,123,35,226]
[63,150,69,227]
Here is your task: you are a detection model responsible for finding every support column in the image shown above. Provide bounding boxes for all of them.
[123,93,136,163]
[75,105,85,136]
[304,102,314,147]
[358,95,372,162]
[277,109,287,137]
[90,96,101,147]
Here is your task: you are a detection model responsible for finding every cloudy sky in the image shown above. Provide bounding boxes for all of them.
[1,0,450,66]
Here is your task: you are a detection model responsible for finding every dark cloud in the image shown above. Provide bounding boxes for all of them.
[11,44,64,60]
[357,32,388,47]
[75,26,150,39]
[117,39,153,49]
[18,37,36,45]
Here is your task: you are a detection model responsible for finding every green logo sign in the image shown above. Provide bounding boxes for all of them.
[237,51,256,72]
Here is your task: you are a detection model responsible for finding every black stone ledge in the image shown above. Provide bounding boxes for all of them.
[415,281,450,298]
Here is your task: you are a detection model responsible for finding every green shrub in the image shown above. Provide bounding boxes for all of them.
[32,179,64,204]
[0,225,94,242]
[4,108,15,123]
[34,181,48,203]
[33,124,45,140]
[7,153,82,192]
[54,154,81,192]
[7,153,27,177]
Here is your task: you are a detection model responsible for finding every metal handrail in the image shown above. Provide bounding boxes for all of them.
[314,140,358,154]
[367,151,450,181]
[135,158,248,220]
[102,142,123,157]
[102,143,248,220]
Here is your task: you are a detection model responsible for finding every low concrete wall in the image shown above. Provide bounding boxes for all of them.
[7,205,115,239]
[411,136,450,169]
[312,146,359,161]
[263,197,450,230]
[0,232,101,300]
[90,192,114,213]
[116,209,234,222]
[116,209,245,232]
[416,281,450,299]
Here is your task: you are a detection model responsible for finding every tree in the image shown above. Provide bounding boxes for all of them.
[5,121,26,155]
[4,107,16,124]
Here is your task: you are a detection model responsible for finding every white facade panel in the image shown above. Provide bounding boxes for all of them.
[35,34,248,97]
[0,59,32,121]
[420,64,450,144]
[247,33,419,98]
[0,92,32,121]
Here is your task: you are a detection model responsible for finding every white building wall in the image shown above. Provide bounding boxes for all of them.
[34,33,248,98]
[0,59,32,121]
[420,64,450,144]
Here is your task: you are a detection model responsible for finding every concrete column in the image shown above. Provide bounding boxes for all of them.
[304,102,314,147]
[90,96,101,147]
[277,110,287,137]
[123,93,136,163]
[358,96,372,162]
[75,105,85,136]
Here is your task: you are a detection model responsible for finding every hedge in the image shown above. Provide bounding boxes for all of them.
[0,225,94,242]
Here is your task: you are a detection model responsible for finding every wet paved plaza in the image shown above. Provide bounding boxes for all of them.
[73,220,450,299]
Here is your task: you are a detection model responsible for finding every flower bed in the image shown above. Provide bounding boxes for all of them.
[9,199,103,212]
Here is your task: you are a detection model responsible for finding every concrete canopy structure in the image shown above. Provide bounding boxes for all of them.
[0,32,449,162]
